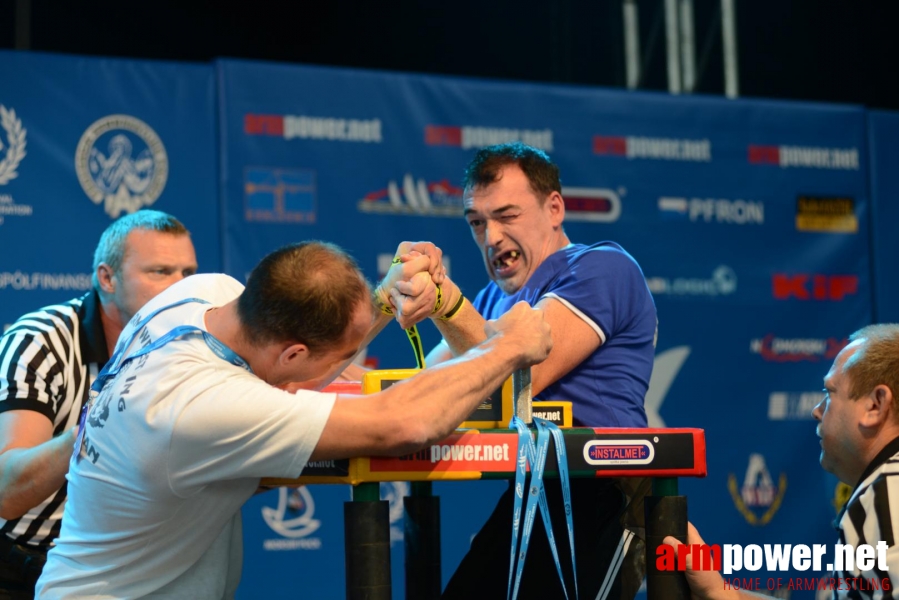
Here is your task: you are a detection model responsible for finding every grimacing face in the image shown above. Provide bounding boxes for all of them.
[109,230,198,324]
[463,165,564,294]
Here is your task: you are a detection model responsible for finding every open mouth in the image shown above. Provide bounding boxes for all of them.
[492,250,521,275]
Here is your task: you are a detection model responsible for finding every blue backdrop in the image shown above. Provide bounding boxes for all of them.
[1,49,897,599]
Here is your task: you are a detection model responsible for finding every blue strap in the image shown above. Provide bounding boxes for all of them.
[91,297,250,396]
[75,297,251,462]
[506,416,578,600]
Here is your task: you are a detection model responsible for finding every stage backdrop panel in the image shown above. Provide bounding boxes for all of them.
[867,110,899,323]
[0,50,219,331]
[219,58,872,599]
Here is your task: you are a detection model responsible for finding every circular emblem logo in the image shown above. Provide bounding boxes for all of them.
[0,105,27,186]
[75,115,168,218]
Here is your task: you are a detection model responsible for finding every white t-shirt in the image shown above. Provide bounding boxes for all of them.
[36,274,337,599]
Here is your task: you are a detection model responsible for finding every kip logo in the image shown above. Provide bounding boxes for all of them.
[424,124,553,151]
[583,440,654,465]
[772,274,858,301]
[748,144,859,170]
[593,135,711,162]
[728,453,787,526]
[261,487,322,550]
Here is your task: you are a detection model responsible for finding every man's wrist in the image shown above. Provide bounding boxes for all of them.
[430,279,464,320]
[373,286,394,316]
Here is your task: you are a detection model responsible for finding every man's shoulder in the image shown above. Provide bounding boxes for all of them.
[3,294,87,338]
[149,274,244,309]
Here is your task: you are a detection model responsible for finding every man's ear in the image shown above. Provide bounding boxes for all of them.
[96,264,116,294]
[279,343,309,367]
[860,384,894,428]
[546,191,565,228]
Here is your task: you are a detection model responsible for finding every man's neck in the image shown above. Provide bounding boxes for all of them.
[99,303,125,357]
[204,300,258,371]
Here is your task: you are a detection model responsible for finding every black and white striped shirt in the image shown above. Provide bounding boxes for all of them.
[834,435,899,599]
[0,290,109,549]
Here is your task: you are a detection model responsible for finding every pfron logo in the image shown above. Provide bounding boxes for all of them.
[593,135,711,162]
[583,440,654,465]
[75,115,168,218]
[0,106,27,186]
[728,454,787,526]
[646,266,737,297]
[658,197,763,225]
[772,274,858,301]
[750,334,846,362]
[261,487,322,550]
[358,174,463,217]
[748,145,859,170]
[424,125,553,151]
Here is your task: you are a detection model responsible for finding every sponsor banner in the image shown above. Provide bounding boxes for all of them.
[767,392,823,421]
[594,135,712,162]
[868,111,899,323]
[0,51,219,331]
[245,113,383,143]
[748,144,860,170]
[729,453,787,526]
[750,335,847,362]
[425,124,553,151]
[658,196,763,225]
[795,196,857,233]
[218,59,871,599]
[772,274,858,301]
[646,266,737,298]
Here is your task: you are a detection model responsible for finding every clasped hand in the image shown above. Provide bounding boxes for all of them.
[377,241,446,329]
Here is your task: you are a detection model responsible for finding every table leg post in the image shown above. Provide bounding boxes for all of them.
[644,477,690,600]
[404,481,441,599]
[345,482,391,600]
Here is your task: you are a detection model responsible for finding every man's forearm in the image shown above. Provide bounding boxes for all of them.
[383,332,523,449]
[429,279,488,360]
[0,429,76,519]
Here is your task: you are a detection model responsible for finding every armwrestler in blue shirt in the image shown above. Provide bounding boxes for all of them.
[413,142,657,600]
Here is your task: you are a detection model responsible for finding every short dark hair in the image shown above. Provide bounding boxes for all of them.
[237,241,370,353]
[462,142,561,200]
[846,324,899,406]
[92,210,190,292]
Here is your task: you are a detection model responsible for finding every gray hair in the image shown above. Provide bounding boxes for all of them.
[92,210,190,291]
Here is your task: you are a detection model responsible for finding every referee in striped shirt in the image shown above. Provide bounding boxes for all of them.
[665,324,899,600]
[0,210,197,597]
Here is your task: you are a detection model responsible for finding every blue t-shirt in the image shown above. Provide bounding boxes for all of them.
[472,242,656,428]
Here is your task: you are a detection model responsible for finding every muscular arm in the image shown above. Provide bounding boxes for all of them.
[311,302,551,460]
[0,411,76,520]
[427,280,600,396]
